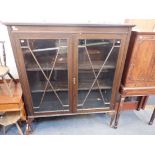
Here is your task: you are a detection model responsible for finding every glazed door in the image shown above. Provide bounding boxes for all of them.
[17,34,72,114]
[75,34,122,111]
[127,35,155,87]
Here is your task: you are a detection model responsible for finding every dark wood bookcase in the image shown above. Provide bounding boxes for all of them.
[6,23,133,133]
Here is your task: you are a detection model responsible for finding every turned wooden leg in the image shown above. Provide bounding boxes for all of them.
[113,97,125,129]
[136,96,144,111]
[141,96,149,110]
[137,96,148,111]
[25,118,34,135]
[149,108,155,125]
[25,123,31,135]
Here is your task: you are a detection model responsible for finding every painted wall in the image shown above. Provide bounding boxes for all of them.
[0,0,155,78]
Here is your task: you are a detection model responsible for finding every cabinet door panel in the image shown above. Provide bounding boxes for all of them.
[127,37,155,87]
[147,50,155,86]
[20,38,70,113]
[77,38,121,111]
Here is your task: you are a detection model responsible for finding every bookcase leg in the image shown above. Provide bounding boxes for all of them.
[110,112,116,127]
[25,118,34,135]
[149,108,155,125]
[113,97,125,129]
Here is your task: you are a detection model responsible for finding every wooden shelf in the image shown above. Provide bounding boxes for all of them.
[30,81,68,92]
[77,89,111,109]
[78,89,111,100]
[26,60,115,71]
[79,61,115,70]
[32,92,69,112]
[32,90,111,112]
[30,79,112,93]
[26,62,67,71]
[78,79,112,90]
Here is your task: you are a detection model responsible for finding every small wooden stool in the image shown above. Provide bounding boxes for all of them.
[149,107,155,125]
[0,82,26,134]
[0,111,23,135]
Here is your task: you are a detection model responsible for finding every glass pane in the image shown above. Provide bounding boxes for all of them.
[20,39,69,112]
[78,39,120,110]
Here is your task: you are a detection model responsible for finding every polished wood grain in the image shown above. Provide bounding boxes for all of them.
[123,32,155,88]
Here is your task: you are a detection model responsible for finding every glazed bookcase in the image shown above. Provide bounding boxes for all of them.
[6,23,133,131]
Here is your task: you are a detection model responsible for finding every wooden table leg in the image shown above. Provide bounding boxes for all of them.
[149,108,155,125]
[137,96,146,111]
[113,97,125,129]
[141,96,149,110]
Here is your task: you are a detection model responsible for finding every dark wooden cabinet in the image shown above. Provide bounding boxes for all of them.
[6,23,133,131]
[112,32,155,128]
[122,32,155,95]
